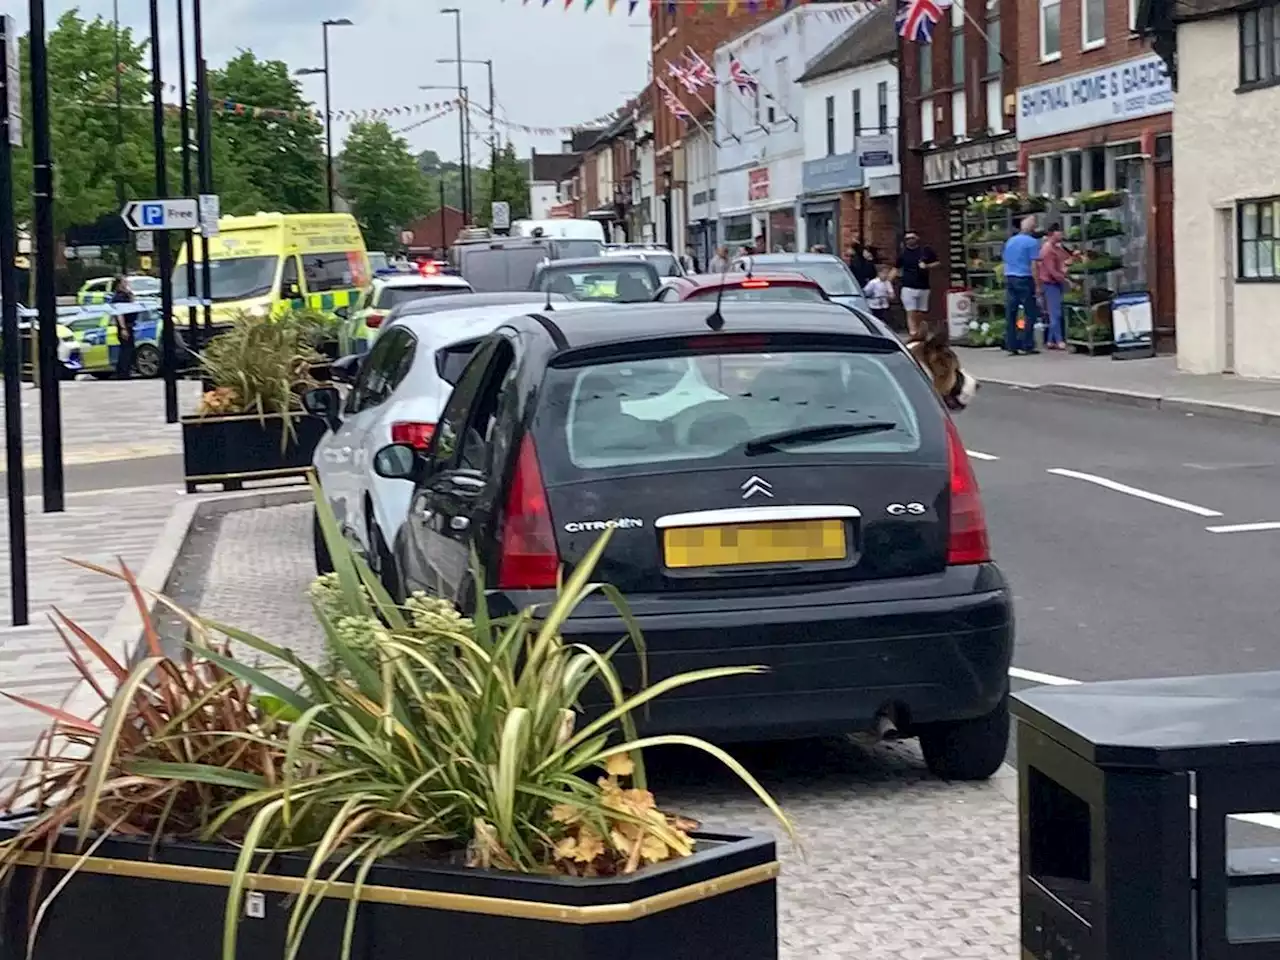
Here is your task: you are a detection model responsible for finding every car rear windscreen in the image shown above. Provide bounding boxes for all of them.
[686,284,826,303]
[532,344,941,483]
[376,285,469,309]
[534,263,658,302]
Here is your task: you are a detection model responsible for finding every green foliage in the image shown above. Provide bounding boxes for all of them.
[338,121,430,250]
[195,310,322,425]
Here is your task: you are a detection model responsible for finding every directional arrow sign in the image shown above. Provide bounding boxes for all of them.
[121,198,199,231]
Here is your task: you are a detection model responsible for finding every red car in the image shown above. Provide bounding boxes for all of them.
[656,272,831,303]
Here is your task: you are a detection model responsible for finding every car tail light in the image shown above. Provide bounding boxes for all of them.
[739,278,771,288]
[945,417,991,565]
[420,261,439,275]
[390,421,435,450]
[497,434,560,590]
[366,311,387,329]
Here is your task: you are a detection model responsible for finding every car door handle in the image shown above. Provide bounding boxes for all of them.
[449,474,485,491]
[449,516,470,531]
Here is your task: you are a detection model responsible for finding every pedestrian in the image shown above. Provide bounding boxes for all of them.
[110,275,136,380]
[863,262,895,327]
[1001,215,1042,355]
[848,242,877,288]
[683,245,700,274]
[709,244,730,273]
[1038,222,1071,350]
[895,232,939,338]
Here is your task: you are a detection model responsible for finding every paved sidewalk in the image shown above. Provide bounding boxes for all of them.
[189,502,1021,960]
[0,484,186,780]
[959,350,1280,424]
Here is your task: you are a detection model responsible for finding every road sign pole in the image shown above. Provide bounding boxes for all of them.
[28,0,63,514]
[149,0,178,424]
[0,16,28,625]
[176,0,198,356]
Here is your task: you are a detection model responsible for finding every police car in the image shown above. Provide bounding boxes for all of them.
[339,265,472,355]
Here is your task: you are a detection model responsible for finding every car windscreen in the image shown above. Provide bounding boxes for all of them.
[532,343,939,484]
[172,255,278,302]
[685,283,825,303]
[129,276,161,296]
[368,252,389,272]
[635,252,680,277]
[376,285,469,309]
[533,264,658,302]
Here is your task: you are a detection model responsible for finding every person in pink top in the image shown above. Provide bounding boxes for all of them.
[1039,223,1072,350]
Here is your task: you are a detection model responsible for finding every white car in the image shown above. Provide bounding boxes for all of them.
[602,244,686,278]
[341,271,473,355]
[309,301,599,578]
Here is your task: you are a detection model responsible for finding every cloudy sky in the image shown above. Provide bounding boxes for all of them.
[17,0,651,163]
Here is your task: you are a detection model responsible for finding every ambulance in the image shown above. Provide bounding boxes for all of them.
[173,212,371,326]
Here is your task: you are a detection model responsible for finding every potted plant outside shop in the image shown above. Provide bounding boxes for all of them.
[182,312,329,493]
[0,488,792,960]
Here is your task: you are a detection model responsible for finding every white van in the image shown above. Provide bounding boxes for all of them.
[509,219,606,243]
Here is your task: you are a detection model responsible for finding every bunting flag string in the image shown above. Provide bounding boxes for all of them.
[502,0,875,16]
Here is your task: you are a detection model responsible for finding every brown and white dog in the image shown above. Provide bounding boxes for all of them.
[905,332,979,412]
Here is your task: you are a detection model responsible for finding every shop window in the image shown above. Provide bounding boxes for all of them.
[853,88,862,137]
[919,44,933,94]
[1068,151,1084,194]
[1029,157,1046,196]
[1040,0,1062,61]
[985,79,1004,134]
[877,81,889,133]
[825,96,836,156]
[1088,147,1107,193]
[952,26,965,85]
[1108,141,1140,191]
[952,90,967,140]
[986,5,1002,75]
[1083,0,1106,49]
[1239,198,1280,279]
[920,98,935,144]
[1240,4,1280,87]
[1049,155,1064,197]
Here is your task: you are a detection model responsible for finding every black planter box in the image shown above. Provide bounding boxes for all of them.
[181,411,326,493]
[0,827,777,960]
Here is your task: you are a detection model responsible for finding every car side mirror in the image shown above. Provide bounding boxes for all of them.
[372,443,418,481]
[330,353,361,384]
[302,386,342,432]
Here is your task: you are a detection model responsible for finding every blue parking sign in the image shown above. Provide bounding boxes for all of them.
[141,203,164,226]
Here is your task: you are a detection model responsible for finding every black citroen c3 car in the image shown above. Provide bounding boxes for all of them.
[374,302,1014,781]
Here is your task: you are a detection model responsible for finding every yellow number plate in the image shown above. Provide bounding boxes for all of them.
[663,520,847,569]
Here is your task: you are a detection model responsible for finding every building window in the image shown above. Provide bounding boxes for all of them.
[1240,5,1280,86]
[952,26,965,85]
[852,88,862,137]
[721,80,734,137]
[919,44,933,93]
[825,95,836,155]
[1083,0,1106,48]
[951,90,967,140]
[877,81,889,133]
[1240,198,1280,279]
[1129,0,1139,31]
[985,78,1004,133]
[920,98,935,144]
[986,1,1002,75]
[775,57,789,111]
[1040,0,1062,60]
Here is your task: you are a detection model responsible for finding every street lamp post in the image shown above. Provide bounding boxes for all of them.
[148,0,178,425]
[192,0,213,337]
[112,0,125,271]
[437,58,496,200]
[440,8,469,224]
[296,18,352,212]
[176,0,198,353]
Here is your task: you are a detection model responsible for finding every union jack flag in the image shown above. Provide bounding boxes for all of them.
[895,0,951,44]
[656,78,693,120]
[667,59,700,94]
[683,48,715,90]
[729,56,758,95]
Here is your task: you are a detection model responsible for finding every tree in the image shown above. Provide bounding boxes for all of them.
[483,141,531,224]
[206,52,325,214]
[339,121,430,250]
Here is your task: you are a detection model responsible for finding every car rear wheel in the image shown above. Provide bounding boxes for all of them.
[917,690,1010,782]
[132,343,161,378]
[313,510,334,575]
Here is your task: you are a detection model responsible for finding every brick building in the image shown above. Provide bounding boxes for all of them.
[900,0,1024,328]
[1016,0,1175,340]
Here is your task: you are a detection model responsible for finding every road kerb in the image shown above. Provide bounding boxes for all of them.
[982,378,1280,427]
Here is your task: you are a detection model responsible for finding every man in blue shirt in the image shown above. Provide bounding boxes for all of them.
[1001,216,1042,355]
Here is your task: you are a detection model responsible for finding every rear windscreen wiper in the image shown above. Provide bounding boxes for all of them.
[744,421,898,455]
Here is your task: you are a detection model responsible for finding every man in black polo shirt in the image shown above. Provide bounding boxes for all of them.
[895,231,939,338]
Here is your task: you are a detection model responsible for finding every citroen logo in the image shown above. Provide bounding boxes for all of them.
[740,475,774,500]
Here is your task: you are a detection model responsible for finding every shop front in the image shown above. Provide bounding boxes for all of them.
[717,158,803,253]
[801,151,863,254]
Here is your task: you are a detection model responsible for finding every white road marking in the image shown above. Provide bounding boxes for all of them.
[1011,663,1280,831]
[1046,468,1223,518]
[1206,521,1280,534]
[966,450,999,461]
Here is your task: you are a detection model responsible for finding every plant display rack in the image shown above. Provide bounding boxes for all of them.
[959,193,1050,348]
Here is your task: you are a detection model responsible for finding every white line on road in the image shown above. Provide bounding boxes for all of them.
[966,450,999,461]
[1206,521,1280,534]
[1046,468,1223,518]
[1010,663,1280,830]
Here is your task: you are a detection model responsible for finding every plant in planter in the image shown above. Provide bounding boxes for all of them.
[0,488,793,960]
[183,312,328,493]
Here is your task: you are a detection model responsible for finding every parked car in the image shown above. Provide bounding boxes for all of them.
[734,253,871,312]
[529,257,662,302]
[340,271,473,355]
[452,233,604,293]
[656,272,831,303]
[601,244,687,278]
[303,301,600,581]
[371,301,1013,781]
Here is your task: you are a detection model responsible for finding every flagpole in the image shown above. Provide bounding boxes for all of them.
[667,62,736,143]
[655,77,719,148]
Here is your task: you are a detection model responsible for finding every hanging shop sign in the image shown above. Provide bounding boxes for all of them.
[923,135,1020,189]
[856,133,895,169]
[748,166,771,202]
[1016,53,1173,142]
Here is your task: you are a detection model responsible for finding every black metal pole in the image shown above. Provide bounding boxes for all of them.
[28,0,63,514]
[487,61,497,193]
[439,178,445,252]
[0,17,28,625]
[193,0,213,336]
[176,0,197,355]
[150,0,177,424]
[323,23,333,211]
[451,14,468,223]
[113,0,127,272]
